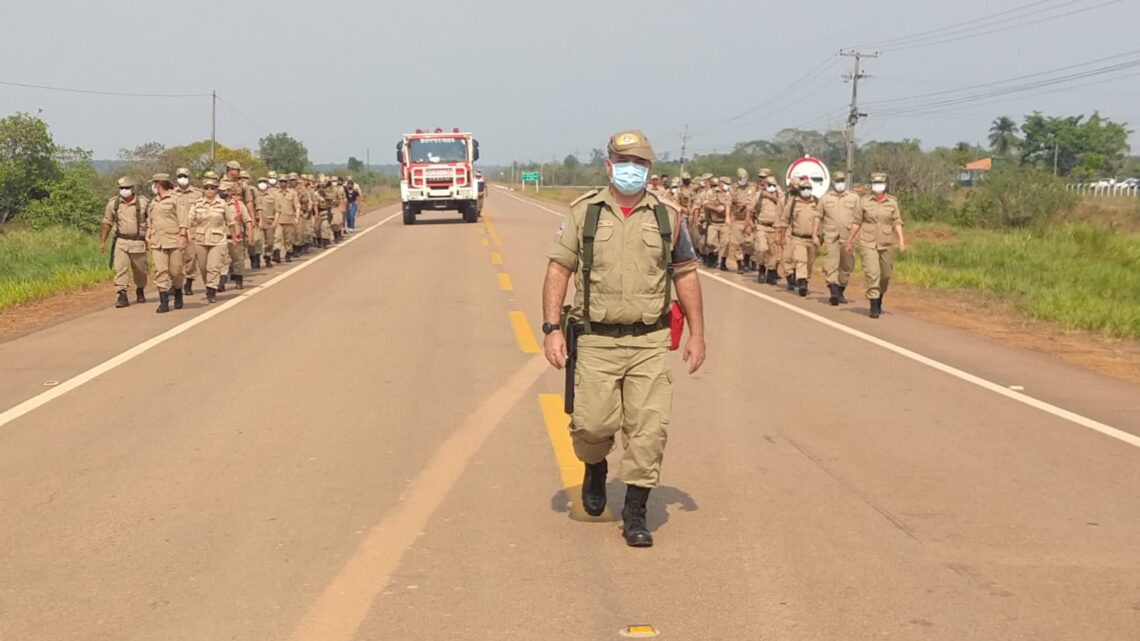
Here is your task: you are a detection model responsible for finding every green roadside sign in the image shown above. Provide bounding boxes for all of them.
[521,172,539,181]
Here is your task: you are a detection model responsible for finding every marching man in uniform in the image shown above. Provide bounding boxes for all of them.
[542,130,706,548]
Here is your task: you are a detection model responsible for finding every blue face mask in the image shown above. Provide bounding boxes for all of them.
[610,162,649,195]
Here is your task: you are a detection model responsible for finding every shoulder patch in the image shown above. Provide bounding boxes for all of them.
[569,188,602,207]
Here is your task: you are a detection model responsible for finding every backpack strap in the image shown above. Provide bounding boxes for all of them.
[653,203,674,319]
[580,203,602,334]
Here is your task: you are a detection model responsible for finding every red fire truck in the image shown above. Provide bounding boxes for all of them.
[396,128,481,225]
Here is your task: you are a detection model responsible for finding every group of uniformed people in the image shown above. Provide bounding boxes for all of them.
[99,162,362,312]
[648,166,906,318]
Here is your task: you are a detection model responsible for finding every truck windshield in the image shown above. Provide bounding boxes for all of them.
[408,138,467,163]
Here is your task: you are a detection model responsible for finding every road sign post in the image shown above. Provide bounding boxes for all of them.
[785,155,831,199]
[521,171,540,191]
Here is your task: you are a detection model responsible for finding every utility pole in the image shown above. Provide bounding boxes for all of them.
[1053,142,1060,176]
[210,89,217,163]
[840,50,878,180]
[679,123,691,175]
[366,147,371,170]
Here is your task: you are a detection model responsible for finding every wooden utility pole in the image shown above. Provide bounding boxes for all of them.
[840,50,878,180]
[210,89,217,163]
[679,123,691,174]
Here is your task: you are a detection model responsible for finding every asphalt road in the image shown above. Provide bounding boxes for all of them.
[1,191,1138,641]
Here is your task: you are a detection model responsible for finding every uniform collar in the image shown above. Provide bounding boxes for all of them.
[592,187,658,216]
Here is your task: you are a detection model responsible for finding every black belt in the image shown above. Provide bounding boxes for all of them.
[586,319,667,337]
[793,233,815,239]
[115,233,144,240]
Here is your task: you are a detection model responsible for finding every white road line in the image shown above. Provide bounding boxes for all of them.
[506,191,1140,450]
[0,209,401,430]
[500,190,566,217]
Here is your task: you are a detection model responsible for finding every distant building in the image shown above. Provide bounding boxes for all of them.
[960,157,992,187]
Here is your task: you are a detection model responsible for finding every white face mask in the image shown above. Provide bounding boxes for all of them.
[268,178,278,186]
[119,188,133,199]
[834,182,847,192]
[722,184,730,192]
[176,176,190,187]
[800,188,814,198]
[871,182,887,194]
[766,185,777,193]
[257,181,269,191]
[737,179,748,187]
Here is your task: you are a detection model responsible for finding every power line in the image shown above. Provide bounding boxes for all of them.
[0,79,209,98]
[848,0,1067,50]
[214,94,274,135]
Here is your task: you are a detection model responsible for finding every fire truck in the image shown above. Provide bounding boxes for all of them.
[396,128,481,225]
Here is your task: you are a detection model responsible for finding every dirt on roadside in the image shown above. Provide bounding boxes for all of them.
[0,281,118,344]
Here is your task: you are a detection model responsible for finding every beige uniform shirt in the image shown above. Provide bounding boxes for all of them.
[753,190,781,226]
[856,195,904,249]
[705,189,731,223]
[187,197,236,246]
[779,196,822,238]
[818,191,862,240]
[276,187,300,224]
[172,186,202,224]
[146,193,186,249]
[258,189,280,227]
[102,196,150,239]
[729,184,756,222]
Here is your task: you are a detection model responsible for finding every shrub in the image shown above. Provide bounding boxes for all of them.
[20,162,106,233]
[966,165,1078,228]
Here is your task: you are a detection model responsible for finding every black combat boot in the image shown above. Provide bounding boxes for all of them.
[172,287,183,310]
[828,283,840,306]
[184,279,194,296]
[765,269,779,285]
[263,254,272,267]
[621,485,653,548]
[869,298,881,319]
[218,275,227,292]
[718,257,728,272]
[233,274,244,290]
[785,273,795,291]
[115,290,129,308]
[737,260,745,275]
[334,230,343,243]
[581,459,608,517]
[206,287,218,304]
[135,287,146,304]
[285,251,293,263]
[838,285,849,304]
[294,244,303,257]
[156,290,170,314]
[756,266,767,284]
[272,249,281,264]
[251,255,261,269]
[797,278,808,297]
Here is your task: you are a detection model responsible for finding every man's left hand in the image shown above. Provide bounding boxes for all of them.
[682,336,706,374]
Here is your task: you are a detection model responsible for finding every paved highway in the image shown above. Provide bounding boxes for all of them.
[1,190,1138,641]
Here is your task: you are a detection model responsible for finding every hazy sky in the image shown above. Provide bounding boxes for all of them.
[3,0,1137,166]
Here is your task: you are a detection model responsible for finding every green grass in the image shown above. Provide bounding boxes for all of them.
[897,223,1140,338]
[0,226,111,309]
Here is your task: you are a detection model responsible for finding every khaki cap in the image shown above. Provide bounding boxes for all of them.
[870,172,888,182]
[832,170,847,181]
[736,167,748,180]
[202,177,219,187]
[757,167,772,178]
[795,176,812,188]
[288,172,299,180]
[607,130,656,161]
[151,172,172,184]
[718,176,731,184]
[699,172,713,181]
[651,174,659,180]
[203,170,220,180]
[239,170,250,179]
[267,170,279,179]
[116,176,136,188]
[175,167,192,177]
[218,180,235,192]
[681,171,691,180]
[225,160,242,170]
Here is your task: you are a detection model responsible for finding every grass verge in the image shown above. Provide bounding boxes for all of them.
[897,223,1140,339]
[0,226,111,309]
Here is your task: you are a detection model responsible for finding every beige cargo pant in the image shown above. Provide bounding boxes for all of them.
[570,342,671,488]
[317,211,333,241]
[276,223,297,254]
[822,227,855,287]
[857,244,894,299]
[182,242,198,282]
[726,220,747,268]
[151,247,184,291]
[707,222,728,259]
[259,224,275,256]
[195,243,227,289]
[781,227,795,276]
[789,237,818,282]
[112,239,148,292]
[752,225,780,270]
[226,239,246,277]
[331,208,344,233]
[300,215,314,244]
[248,227,263,259]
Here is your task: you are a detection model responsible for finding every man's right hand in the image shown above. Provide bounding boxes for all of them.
[544,331,568,370]
[99,241,107,254]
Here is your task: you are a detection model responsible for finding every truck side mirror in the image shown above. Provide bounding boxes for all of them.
[473,140,480,162]
[396,141,404,164]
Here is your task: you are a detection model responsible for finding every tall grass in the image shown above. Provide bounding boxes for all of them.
[0,227,110,309]
[897,223,1140,338]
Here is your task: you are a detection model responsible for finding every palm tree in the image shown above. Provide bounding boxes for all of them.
[988,116,1020,157]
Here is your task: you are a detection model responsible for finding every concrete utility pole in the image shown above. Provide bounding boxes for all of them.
[210,89,217,163]
[679,123,691,175]
[840,50,878,180]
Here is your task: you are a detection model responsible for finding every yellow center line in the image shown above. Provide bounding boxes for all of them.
[538,394,615,522]
[508,311,540,354]
[490,252,502,265]
[497,273,513,291]
[480,238,489,246]
[484,220,502,246]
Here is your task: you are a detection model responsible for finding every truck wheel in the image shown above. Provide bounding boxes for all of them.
[402,203,416,225]
[462,202,478,223]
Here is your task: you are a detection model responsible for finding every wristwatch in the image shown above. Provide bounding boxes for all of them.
[542,322,561,335]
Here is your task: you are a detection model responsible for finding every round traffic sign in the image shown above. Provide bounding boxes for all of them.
[785,155,831,199]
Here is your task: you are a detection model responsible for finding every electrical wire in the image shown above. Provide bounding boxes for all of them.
[849,0,1067,50]
[0,80,209,98]
[214,95,274,135]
